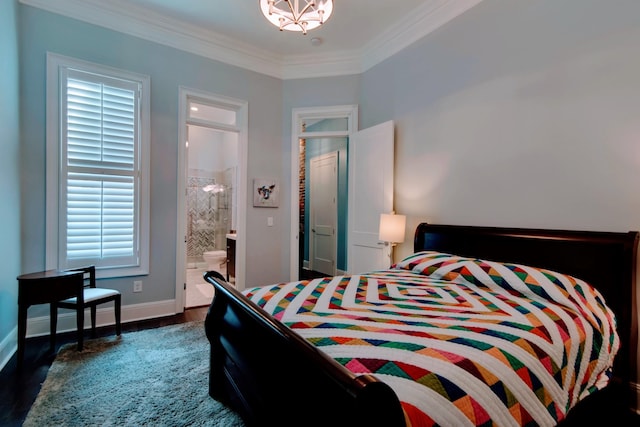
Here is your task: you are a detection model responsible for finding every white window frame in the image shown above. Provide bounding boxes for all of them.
[46,52,150,278]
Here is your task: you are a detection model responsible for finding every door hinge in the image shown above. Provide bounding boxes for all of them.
[184,283,186,290]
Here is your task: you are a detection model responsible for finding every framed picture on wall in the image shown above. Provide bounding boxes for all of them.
[253,178,279,208]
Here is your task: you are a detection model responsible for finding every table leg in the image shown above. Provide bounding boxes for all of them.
[17,304,27,369]
[50,303,57,351]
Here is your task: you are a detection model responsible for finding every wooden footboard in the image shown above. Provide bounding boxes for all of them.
[203,270,406,427]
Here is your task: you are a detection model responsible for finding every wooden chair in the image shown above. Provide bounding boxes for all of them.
[54,265,121,350]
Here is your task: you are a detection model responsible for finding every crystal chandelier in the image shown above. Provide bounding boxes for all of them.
[259,0,334,35]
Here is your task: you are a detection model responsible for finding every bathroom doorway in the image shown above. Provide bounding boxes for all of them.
[176,88,248,312]
[185,124,237,307]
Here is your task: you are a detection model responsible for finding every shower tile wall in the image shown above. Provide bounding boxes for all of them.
[187,171,232,266]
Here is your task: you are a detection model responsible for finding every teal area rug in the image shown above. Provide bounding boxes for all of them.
[23,321,245,426]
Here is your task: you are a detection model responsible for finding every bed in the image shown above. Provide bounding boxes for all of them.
[204,223,638,426]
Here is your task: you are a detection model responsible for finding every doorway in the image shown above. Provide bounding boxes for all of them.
[290,106,358,281]
[176,88,248,313]
[184,125,236,307]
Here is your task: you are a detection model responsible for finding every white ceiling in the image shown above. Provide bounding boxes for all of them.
[21,0,484,79]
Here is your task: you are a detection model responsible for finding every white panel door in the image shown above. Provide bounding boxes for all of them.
[347,120,394,274]
[309,152,338,275]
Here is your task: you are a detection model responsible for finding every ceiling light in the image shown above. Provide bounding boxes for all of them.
[260,0,333,35]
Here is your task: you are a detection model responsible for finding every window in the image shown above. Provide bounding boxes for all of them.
[46,53,150,278]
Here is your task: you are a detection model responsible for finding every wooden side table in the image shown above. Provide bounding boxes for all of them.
[17,269,85,367]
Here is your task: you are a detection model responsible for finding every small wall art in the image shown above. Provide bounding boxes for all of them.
[253,178,279,208]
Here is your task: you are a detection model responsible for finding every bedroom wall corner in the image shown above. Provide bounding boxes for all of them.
[357,0,640,403]
[281,75,361,282]
[0,0,22,371]
[17,4,286,315]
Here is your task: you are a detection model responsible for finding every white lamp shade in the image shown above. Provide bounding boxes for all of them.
[378,213,406,243]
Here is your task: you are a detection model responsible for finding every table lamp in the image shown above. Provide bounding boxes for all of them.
[378,212,406,264]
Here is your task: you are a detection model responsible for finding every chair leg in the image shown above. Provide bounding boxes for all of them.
[115,295,122,336]
[50,303,58,352]
[91,305,97,338]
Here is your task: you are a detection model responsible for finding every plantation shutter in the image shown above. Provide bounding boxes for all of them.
[60,68,141,270]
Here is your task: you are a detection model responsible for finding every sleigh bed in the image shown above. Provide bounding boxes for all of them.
[204,223,638,426]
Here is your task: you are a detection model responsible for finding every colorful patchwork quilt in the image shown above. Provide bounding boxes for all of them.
[243,251,619,426]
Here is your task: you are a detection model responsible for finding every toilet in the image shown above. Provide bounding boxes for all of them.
[203,250,226,271]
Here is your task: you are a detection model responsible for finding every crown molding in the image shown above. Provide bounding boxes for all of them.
[20,0,484,80]
[360,0,485,71]
[20,0,285,78]
[281,50,363,80]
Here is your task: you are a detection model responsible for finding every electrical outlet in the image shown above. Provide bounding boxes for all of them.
[133,280,143,293]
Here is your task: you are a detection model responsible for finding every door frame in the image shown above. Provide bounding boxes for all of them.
[289,105,358,281]
[176,87,248,312]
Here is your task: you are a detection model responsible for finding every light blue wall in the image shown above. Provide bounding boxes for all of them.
[18,4,285,322]
[358,0,640,262]
[0,0,21,366]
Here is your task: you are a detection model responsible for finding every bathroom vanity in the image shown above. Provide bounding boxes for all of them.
[226,233,236,282]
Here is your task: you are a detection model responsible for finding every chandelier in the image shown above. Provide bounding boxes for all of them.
[259,0,334,35]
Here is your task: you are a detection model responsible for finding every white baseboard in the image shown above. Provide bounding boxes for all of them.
[25,299,178,338]
[0,299,178,372]
[0,328,17,373]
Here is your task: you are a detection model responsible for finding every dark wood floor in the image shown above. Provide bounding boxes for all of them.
[0,306,208,427]
[299,268,327,280]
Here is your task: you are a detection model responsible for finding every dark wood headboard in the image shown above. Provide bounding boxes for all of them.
[413,223,638,402]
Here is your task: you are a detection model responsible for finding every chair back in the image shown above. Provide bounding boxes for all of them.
[68,265,96,289]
